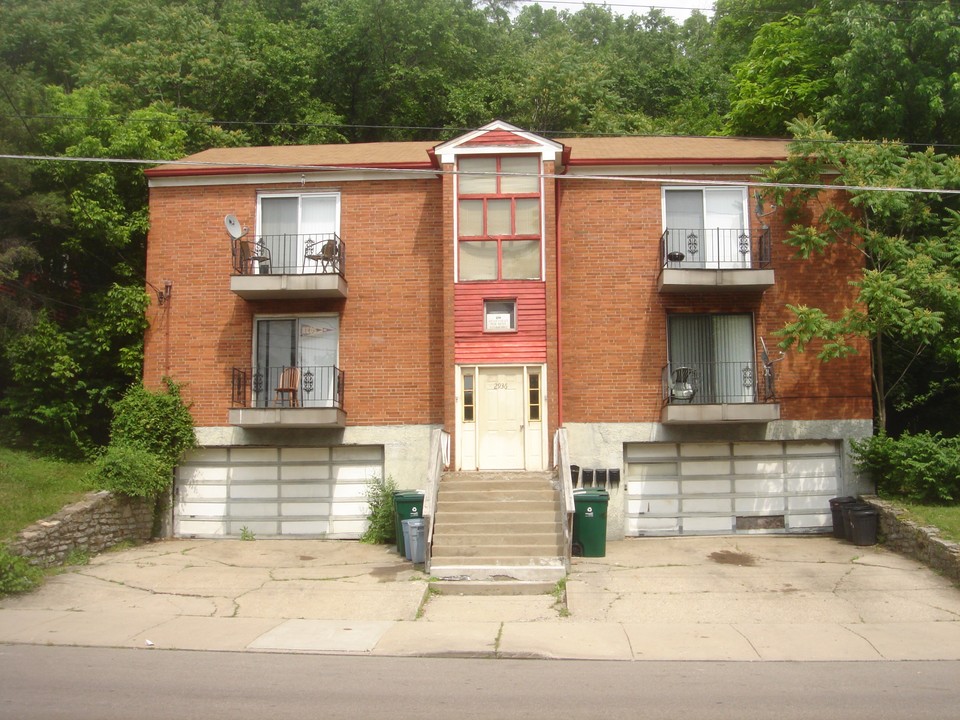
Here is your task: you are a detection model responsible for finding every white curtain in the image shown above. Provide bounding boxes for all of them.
[260,197,298,271]
[704,189,746,268]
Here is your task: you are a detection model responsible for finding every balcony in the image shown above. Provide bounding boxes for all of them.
[659,228,774,292]
[228,366,347,428]
[661,361,780,424]
[230,234,348,300]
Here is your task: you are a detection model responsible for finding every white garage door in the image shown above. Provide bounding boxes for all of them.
[174,445,384,538]
[624,441,840,536]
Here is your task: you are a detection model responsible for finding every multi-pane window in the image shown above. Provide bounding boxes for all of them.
[528,372,541,422]
[462,373,475,422]
[458,156,541,281]
[668,314,755,404]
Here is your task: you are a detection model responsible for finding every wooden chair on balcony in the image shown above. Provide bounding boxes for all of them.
[236,238,271,275]
[305,238,338,272]
[274,366,301,408]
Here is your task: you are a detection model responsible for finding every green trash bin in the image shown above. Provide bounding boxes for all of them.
[572,488,609,557]
[393,491,425,558]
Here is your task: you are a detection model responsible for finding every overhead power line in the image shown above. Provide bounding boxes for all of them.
[0,152,958,197]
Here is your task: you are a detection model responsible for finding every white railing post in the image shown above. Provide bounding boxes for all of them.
[554,428,575,570]
[423,427,449,573]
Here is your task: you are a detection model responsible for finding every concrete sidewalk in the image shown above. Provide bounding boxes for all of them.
[2,536,959,661]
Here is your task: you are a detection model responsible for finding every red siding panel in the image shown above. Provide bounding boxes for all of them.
[462,130,537,148]
[455,281,547,364]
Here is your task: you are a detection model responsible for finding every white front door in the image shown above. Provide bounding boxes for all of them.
[477,367,525,470]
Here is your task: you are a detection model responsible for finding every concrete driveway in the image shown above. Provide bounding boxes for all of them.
[1,535,959,660]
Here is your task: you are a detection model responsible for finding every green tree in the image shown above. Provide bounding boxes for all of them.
[725,15,832,136]
[304,0,493,140]
[1,286,149,454]
[766,118,960,432]
[0,81,241,453]
[824,1,960,146]
[723,1,960,144]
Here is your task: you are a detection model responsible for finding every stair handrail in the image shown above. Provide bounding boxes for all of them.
[554,427,575,570]
[422,427,449,573]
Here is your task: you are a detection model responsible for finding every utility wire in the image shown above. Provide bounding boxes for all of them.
[0,152,957,196]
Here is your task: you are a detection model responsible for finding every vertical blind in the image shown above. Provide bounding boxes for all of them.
[669,314,754,403]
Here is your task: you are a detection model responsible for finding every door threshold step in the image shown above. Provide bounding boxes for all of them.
[429,564,566,583]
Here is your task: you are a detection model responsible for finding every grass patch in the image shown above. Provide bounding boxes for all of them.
[0,447,92,543]
[890,501,960,543]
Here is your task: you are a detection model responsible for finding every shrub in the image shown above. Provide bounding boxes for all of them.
[0,545,43,596]
[360,475,398,544]
[852,432,960,503]
[87,378,196,499]
[88,444,168,498]
[110,378,195,469]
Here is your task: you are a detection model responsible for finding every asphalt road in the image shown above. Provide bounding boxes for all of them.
[1,645,958,720]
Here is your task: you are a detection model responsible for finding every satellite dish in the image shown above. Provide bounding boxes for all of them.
[224,214,247,239]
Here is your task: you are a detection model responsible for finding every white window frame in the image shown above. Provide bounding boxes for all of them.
[252,313,340,408]
[484,299,518,333]
[661,186,750,269]
[256,192,341,274]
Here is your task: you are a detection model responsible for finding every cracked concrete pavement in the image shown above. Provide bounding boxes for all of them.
[2,535,960,660]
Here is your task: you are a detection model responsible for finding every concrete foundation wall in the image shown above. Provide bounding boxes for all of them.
[194,424,439,491]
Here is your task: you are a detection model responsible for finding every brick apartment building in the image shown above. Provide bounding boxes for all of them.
[143,121,873,541]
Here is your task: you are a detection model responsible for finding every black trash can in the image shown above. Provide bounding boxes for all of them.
[841,502,871,542]
[850,508,879,546]
[829,496,857,539]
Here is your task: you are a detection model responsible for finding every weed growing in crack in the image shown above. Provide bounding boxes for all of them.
[415,584,441,619]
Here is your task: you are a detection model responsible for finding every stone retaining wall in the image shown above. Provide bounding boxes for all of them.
[863,496,960,584]
[8,491,154,567]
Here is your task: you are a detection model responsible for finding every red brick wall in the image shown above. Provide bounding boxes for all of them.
[144,178,445,427]
[556,177,872,423]
[144,168,872,433]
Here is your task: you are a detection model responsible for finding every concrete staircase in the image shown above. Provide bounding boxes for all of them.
[429,471,567,592]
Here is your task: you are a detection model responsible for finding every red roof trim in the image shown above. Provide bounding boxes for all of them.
[145,161,438,178]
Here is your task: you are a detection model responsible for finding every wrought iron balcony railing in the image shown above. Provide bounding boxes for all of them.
[231,365,345,409]
[661,360,777,406]
[231,233,345,276]
[660,227,771,270]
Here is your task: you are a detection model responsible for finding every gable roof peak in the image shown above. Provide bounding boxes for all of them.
[434,121,564,163]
